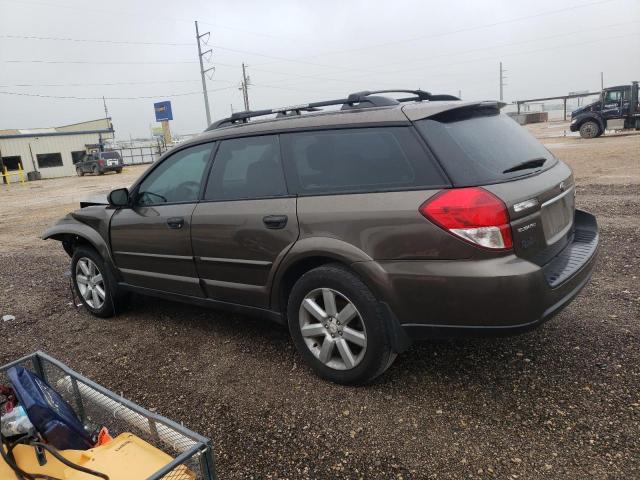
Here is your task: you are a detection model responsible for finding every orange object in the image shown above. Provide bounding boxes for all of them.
[94,427,113,447]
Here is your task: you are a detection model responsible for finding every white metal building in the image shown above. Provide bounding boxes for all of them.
[0,118,114,179]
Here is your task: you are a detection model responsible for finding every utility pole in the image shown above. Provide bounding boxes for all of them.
[499,62,507,102]
[240,62,251,111]
[195,21,214,126]
[102,96,111,143]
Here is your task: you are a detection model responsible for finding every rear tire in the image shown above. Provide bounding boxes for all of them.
[579,121,600,139]
[71,246,124,318]
[287,264,395,385]
[115,168,122,174]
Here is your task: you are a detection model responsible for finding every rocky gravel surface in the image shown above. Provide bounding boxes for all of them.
[1,132,638,479]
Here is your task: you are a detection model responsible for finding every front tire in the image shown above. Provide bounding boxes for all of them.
[579,121,600,139]
[287,264,396,385]
[76,168,84,177]
[71,247,121,318]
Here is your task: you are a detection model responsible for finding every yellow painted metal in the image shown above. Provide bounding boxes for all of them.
[1,162,26,186]
[1,433,195,479]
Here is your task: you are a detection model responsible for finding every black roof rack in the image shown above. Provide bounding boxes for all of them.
[206,89,460,130]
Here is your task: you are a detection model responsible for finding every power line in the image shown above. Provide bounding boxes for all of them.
[252,0,620,65]
[4,59,199,65]
[0,34,192,46]
[10,31,632,95]
[0,86,235,100]
[308,31,640,86]
[2,1,629,82]
[3,60,239,69]
[2,0,622,78]
[346,19,640,76]
[0,80,206,87]
[0,31,382,75]
[0,0,312,45]
[247,65,400,88]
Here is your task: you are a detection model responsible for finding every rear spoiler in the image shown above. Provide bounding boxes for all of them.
[402,100,506,122]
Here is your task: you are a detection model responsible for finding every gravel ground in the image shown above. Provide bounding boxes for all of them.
[1,130,639,479]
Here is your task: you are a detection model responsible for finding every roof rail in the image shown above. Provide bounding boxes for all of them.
[206,89,460,131]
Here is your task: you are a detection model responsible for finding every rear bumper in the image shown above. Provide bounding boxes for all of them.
[353,209,598,340]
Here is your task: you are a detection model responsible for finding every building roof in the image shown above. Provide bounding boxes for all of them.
[0,118,114,140]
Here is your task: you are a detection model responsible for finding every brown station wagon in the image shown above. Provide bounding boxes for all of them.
[44,90,599,384]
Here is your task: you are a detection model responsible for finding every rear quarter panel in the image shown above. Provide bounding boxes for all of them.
[296,190,478,261]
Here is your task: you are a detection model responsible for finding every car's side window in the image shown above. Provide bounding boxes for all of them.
[604,90,622,103]
[204,135,287,201]
[282,127,447,195]
[136,143,214,206]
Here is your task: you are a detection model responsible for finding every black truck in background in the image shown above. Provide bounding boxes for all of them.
[570,81,640,138]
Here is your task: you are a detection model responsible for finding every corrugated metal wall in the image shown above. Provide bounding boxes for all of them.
[0,133,105,179]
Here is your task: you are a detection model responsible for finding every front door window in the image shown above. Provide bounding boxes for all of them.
[136,143,214,206]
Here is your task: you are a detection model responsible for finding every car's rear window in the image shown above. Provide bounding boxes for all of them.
[281,127,448,195]
[100,151,121,159]
[415,107,556,186]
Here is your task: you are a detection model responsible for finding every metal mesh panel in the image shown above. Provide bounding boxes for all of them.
[1,353,215,480]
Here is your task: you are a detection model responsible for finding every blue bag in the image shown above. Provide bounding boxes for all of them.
[7,366,93,450]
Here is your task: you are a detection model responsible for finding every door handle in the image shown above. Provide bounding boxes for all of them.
[263,215,288,229]
[167,217,184,229]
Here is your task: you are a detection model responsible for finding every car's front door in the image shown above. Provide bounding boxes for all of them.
[110,142,215,297]
[601,89,623,119]
[191,135,298,308]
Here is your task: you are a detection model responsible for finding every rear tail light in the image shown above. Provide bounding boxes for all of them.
[98,159,105,167]
[419,187,513,250]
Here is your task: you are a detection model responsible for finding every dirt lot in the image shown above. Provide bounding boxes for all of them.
[1,128,639,479]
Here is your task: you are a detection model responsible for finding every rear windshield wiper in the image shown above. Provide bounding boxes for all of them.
[502,157,547,174]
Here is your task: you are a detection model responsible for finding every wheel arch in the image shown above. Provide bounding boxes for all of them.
[270,237,374,315]
[270,238,411,353]
[574,113,605,132]
[42,216,115,266]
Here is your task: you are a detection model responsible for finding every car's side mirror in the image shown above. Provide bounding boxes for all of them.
[108,188,130,207]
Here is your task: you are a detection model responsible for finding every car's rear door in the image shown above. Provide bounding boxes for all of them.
[191,134,298,308]
[110,142,215,297]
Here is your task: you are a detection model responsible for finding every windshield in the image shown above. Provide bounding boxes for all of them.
[415,107,556,186]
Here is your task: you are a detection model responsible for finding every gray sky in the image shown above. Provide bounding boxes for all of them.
[1,0,638,138]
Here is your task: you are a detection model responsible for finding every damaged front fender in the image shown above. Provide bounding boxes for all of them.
[42,207,115,266]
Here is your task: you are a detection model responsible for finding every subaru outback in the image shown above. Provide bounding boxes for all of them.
[44,89,599,385]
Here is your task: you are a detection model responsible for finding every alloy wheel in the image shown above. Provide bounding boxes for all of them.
[298,288,367,370]
[75,257,106,309]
